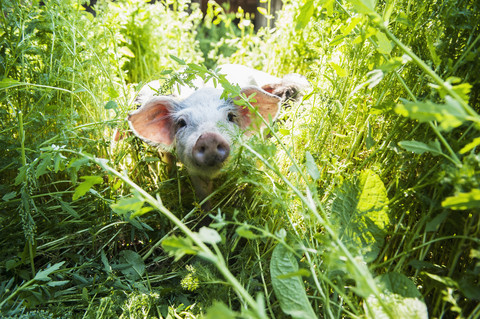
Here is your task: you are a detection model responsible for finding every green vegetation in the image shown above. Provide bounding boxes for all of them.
[1,0,479,318]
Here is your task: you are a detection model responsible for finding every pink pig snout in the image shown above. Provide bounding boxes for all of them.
[192,132,230,168]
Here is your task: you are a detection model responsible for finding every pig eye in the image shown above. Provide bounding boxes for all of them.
[227,112,236,123]
[176,118,187,130]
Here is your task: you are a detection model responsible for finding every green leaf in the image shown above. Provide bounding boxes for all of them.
[398,140,443,156]
[104,100,118,110]
[375,31,393,54]
[460,137,480,154]
[395,96,470,131]
[119,46,135,58]
[305,151,320,180]
[162,236,198,261]
[347,0,377,15]
[0,77,21,89]
[111,196,152,218]
[295,0,315,31]
[197,227,222,244]
[442,189,480,210]
[341,16,363,35]
[331,169,390,262]
[329,62,348,77]
[169,55,186,65]
[236,225,261,239]
[118,250,145,280]
[72,176,103,200]
[270,243,316,319]
[34,261,65,282]
[2,191,17,201]
[366,272,428,319]
[257,6,268,16]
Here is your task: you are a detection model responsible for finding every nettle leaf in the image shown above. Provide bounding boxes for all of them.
[398,140,443,156]
[162,236,198,261]
[366,272,428,319]
[72,176,103,200]
[395,96,470,131]
[331,169,390,262]
[118,250,145,281]
[442,189,480,210]
[270,243,316,319]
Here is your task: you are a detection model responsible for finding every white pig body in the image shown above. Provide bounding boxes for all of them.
[128,64,308,208]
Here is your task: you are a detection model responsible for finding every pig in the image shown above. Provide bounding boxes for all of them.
[127,64,309,209]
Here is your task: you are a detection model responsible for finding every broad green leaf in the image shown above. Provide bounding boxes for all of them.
[329,62,348,77]
[72,176,103,200]
[442,189,480,210]
[460,137,480,154]
[331,169,390,262]
[118,250,145,280]
[270,243,316,319]
[197,227,221,244]
[398,140,443,156]
[34,261,65,281]
[366,272,428,319]
[305,151,320,180]
[295,0,315,31]
[395,96,470,131]
[375,31,393,54]
[162,236,198,261]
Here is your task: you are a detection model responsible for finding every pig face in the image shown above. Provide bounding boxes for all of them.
[127,86,281,181]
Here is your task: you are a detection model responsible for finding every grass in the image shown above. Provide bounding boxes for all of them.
[1,0,479,318]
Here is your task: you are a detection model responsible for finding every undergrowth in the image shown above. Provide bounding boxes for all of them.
[0,0,479,318]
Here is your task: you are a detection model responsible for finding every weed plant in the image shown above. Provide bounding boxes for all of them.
[1,0,479,318]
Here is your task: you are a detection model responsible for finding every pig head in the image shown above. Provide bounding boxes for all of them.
[127,65,308,209]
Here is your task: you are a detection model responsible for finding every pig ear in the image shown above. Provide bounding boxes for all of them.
[261,73,310,101]
[127,96,177,147]
[235,86,281,130]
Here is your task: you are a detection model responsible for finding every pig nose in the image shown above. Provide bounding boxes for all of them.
[192,133,230,168]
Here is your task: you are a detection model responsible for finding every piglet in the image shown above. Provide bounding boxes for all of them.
[127,64,308,209]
